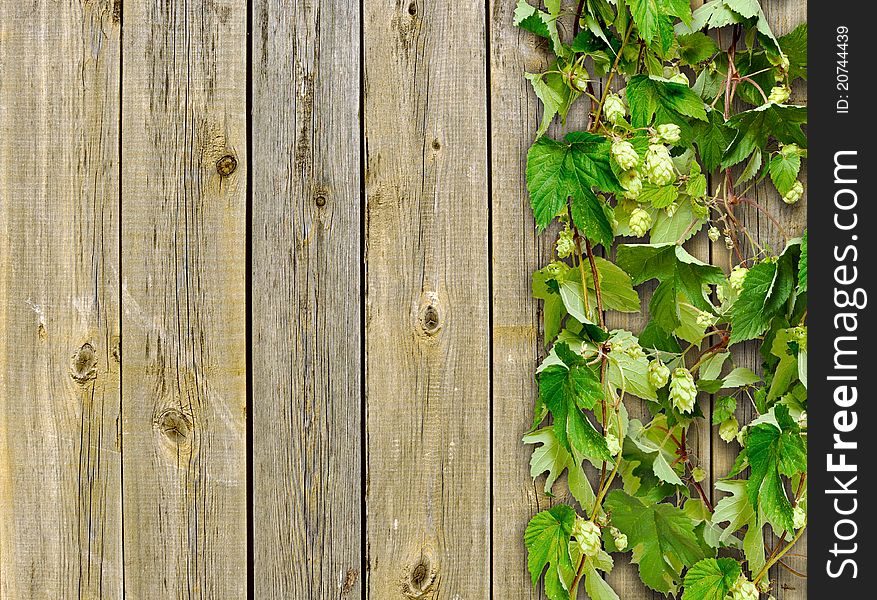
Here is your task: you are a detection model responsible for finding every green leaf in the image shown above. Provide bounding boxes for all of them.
[524,427,596,512]
[712,396,737,424]
[525,505,576,598]
[736,148,762,186]
[628,0,693,44]
[769,151,801,196]
[650,198,705,244]
[779,23,808,80]
[640,183,679,208]
[526,71,579,137]
[678,32,719,65]
[798,231,807,293]
[729,261,777,343]
[526,134,621,246]
[584,561,621,600]
[693,109,734,172]
[539,348,611,461]
[682,558,742,600]
[513,0,551,38]
[722,367,761,388]
[723,104,807,168]
[605,490,706,594]
[678,0,746,34]
[626,75,707,132]
[712,480,765,572]
[746,407,806,534]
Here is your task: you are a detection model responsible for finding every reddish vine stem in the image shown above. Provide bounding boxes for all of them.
[733,196,791,244]
[681,428,714,513]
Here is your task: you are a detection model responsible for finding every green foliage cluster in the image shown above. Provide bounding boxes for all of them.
[517,2,807,598]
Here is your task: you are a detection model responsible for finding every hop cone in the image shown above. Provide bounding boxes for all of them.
[644,144,676,186]
[670,367,697,413]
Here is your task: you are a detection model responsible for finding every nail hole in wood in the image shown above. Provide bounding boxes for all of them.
[315,193,328,207]
[70,342,97,384]
[431,138,441,150]
[407,2,417,16]
[216,154,237,177]
[155,409,192,445]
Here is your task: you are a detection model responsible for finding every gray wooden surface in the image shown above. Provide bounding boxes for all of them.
[0,0,806,598]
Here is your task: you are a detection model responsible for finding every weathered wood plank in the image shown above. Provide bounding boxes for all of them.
[363,0,490,597]
[0,2,122,598]
[120,1,248,596]
[251,0,362,597]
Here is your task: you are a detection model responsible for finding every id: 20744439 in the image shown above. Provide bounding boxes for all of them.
[837,26,850,114]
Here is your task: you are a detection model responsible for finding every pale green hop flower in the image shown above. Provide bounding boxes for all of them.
[611,139,640,171]
[768,84,791,104]
[644,144,676,186]
[656,123,681,144]
[604,93,628,125]
[692,466,707,483]
[729,266,749,293]
[783,180,804,204]
[708,226,721,242]
[728,575,759,600]
[670,368,697,413]
[629,207,652,237]
[609,526,628,550]
[665,201,679,217]
[555,227,576,259]
[572,518,602,557]
[719,416,739,443]
[648,359,670,388]
[620,170,643,199]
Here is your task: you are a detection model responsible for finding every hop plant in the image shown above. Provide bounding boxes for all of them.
[555,227,575,258]
[545,260,569,279]
[768,84,791,104]
[783,180,804,204]
[708,226,721,242]
[792,505,806,530]
[620,169,643,199]
[728,575,759,600]
[798,410,808,430]
[691,466,706,483]
[565,62,590,93]
[644,144,676,186]
[729,266,749,292]
[629,207,652,237]
[724,235,735,250]
[603,93,627,125]
[656,123,681,144]
[648,359,670,388]
[606,433,621,457]
[572,518,602,557]
[609,526,627,551]
[781,143,802,157]
[611,139,640,170]
[696,309,715,329]
[665,201,679,217]
[719,416,739,443]
[670,368,697,414]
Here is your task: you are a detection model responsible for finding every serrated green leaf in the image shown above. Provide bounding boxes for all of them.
[526,134,621,245]
[584,562,621,600]
[780,23,808,80]
[525,505,576,598]
[723,104,807,168]
[729,261,776,343]
[722,367,761,388]
[798,230,807,293]
[693,109,734,172]
[712,396,737,424]
[605,491,706,594]
[736,148,762,186]
[769,151,801,196]
[628,0,692,44]
[626,75,707,134]
[682,557,742,600]
[678,32,720,64]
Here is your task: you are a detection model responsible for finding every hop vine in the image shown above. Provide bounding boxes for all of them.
[517,1,808,598]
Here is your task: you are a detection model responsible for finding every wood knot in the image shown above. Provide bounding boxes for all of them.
[401,550,438,598]
[111,336,121,363]
[416,292,443,338]
[314,193,328,207]
[70,343,97,384]
[216,154,238,177]
[340,568,358,594]
[431,138,441,151]
[407,2,417,16]
[154,409,192,446]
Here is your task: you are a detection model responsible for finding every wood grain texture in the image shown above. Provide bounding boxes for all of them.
[0,1,122,598]
[120,0,247,597]
[251,0,362,597]
[363,0,490,597]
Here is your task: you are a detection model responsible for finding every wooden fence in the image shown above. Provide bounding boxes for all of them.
[0,0,806,598]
